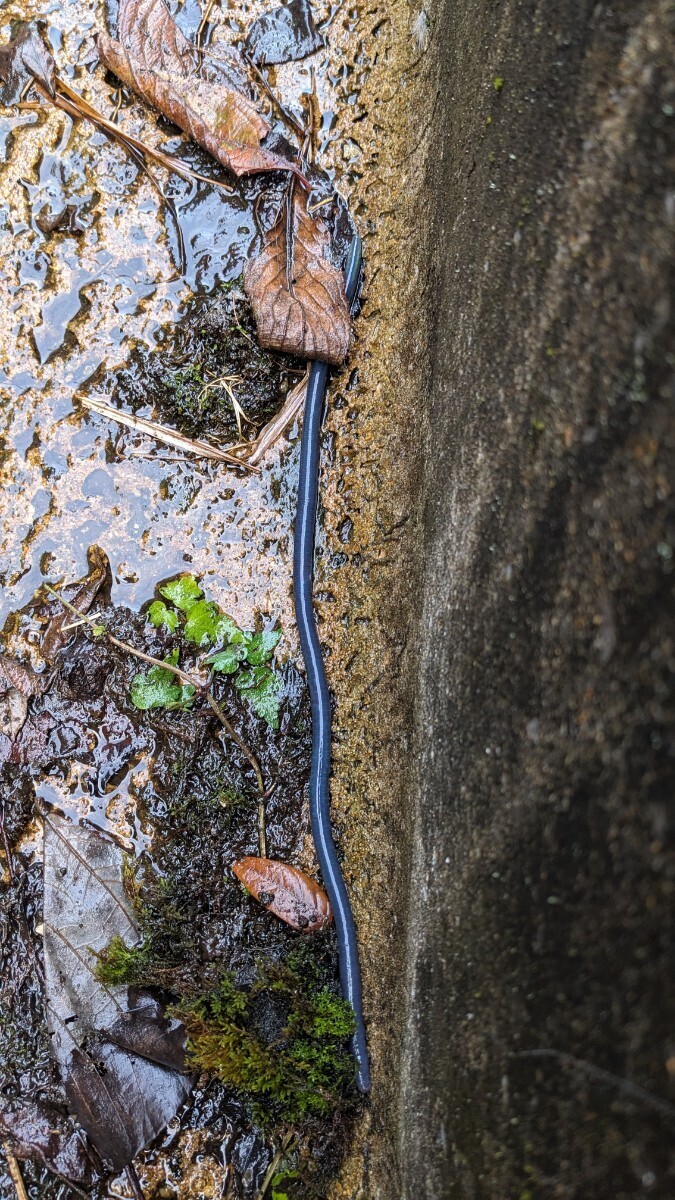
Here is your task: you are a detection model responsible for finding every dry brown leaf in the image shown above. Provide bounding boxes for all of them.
[243,188,351,364]
[98,0,305,182]
[232,855,333,931]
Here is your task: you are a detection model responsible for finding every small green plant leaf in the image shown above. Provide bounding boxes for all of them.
[271,1171,299,1200]
[207,644,246,674]
[130,658,196,711]
[217,613,243,643]
[183,600,224,647]
[92,624,106,637]
[245,630,281,666]
[234,665,281,728]
[159,575,203,613]
[147,600,180,632]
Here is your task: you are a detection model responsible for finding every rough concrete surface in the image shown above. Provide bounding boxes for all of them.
[395,0,675,1197]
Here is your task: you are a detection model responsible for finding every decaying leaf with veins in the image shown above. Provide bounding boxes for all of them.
[243,189,352,365]
[98,0,305,181]
[0,655,45,697]
[0,1100,99,1185]
[233,855,333,931]
[43,813,191,1170]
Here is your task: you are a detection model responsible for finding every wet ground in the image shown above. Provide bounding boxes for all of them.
[0,0,404,1195]
[0,0,363,630]
[1,567,358,1199]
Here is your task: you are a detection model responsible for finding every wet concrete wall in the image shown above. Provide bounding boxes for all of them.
[398,0,675,1197]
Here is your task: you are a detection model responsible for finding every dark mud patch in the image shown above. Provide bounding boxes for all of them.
[93,282,304,444]
[0,578,360,1199]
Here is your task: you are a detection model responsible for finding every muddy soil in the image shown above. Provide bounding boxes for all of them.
[0,569,360,1198]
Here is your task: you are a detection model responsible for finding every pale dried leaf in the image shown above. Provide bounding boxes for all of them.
[43,814,191,1170]
[98,0,304,181]
[233,855,333,931]
[243,189,351,364]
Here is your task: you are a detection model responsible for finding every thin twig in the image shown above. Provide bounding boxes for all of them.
[241,52,305,138]
[43,588,267,823]
[55,77,233,192]
[234,373,308,466]
[32,77,234,193]
[308,195,333,213]
[75,394,260,473]
[0,808,15,881]
[196,0,217,48]
[2,1145,28,1200]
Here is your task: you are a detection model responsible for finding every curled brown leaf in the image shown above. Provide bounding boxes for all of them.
[232,855,333,931]
[243,188,352,365]
[98,0,306,182]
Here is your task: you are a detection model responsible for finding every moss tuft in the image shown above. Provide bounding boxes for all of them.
[94,933,153,986]
[174,967,356,1126]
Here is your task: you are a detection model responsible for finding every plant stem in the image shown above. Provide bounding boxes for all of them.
[258,1131,296,1199]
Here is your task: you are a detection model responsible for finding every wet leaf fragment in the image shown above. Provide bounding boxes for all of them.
[98,0,305,181]
[245,0,325,66]
[0,1100,100,1184]
[41,545,109,662]
[43,813,191,1171]
[0,655,45,697]
[244,189,352,364]
[233,857,333,931]
[0,23,56,105]
[0,655,46,744]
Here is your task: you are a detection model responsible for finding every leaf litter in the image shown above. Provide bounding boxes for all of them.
[0,548,357,1195]
[42,812,192,1171]
[97,0,308,184]
[244,185,353,365]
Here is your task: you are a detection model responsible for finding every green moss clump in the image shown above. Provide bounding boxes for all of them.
[174,967,356,1126]
[95,933,154,987]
